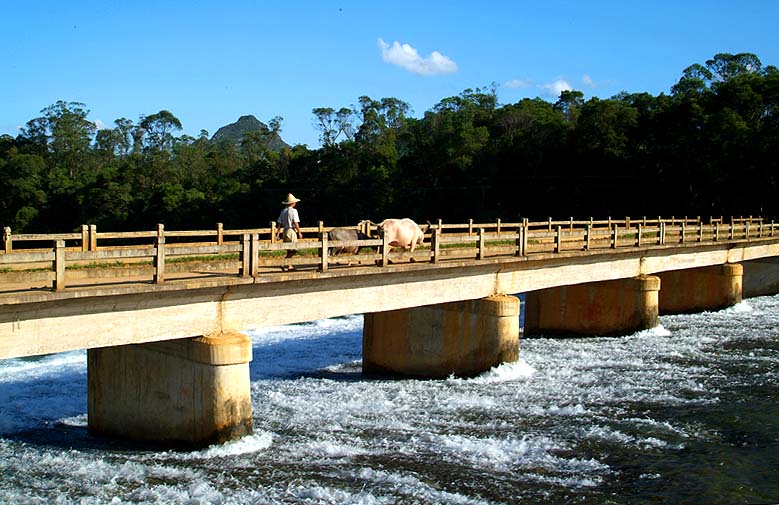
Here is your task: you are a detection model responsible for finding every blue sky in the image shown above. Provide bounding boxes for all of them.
[3,0,778,148]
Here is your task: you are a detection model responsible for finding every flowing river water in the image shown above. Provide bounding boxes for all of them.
[1,294,778,504]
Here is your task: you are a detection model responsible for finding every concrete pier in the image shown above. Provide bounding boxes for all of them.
[524,275,660,337]
[741,258,779,298]
[88,331,253,447]
[657,264,742,315]
[363,294,520,378]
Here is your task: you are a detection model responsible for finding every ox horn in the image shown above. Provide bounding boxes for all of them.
[359,219,378,236]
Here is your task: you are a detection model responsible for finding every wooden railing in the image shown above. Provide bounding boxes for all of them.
[1,216,774,292]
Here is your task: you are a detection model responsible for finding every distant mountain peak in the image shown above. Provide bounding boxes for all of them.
[211,115,290,151]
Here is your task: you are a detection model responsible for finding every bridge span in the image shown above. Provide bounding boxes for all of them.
[2,216,779,446]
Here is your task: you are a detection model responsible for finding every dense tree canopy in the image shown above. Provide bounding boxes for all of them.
[2,52,777,233]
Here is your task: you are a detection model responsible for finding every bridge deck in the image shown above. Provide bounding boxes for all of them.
[2,217,779,359]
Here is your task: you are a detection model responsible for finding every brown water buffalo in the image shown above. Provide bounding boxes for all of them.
[374,218,429,262]
[328,227,370,257]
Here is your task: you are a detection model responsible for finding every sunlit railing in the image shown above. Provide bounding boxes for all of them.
[1,216,774,292]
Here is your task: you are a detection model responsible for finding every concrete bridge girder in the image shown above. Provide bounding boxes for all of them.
[1,242,777,359]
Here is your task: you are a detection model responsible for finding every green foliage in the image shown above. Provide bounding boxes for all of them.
[2,52,778,233]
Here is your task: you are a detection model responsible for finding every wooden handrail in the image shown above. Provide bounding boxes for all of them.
[2,217,777,294]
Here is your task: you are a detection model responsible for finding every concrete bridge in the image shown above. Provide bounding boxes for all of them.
[2,216,779,447]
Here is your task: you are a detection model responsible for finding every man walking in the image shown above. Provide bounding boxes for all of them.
[276,193,302,271]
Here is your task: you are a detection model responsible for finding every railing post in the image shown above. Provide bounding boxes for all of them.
[714,222,720,242]
[611,224,618,249]
[497,218,501,237]
[555,225,562,253]
[249,233,259,277]
[569,216,573,231]
[431,227,440,264]
[659,222,666,245]
[697,221,703,242]
[154,224,165,284]
[270,221,277,243]
[729,217,735,240]
[89,224,97,251]
[53,239,66,291]
[240,234,250,277]
[381,233,389,267]
[468,219,473,236]
[515,226,524,256]
[584,224,591,251]
[547,217,553,232]
[477,228,485,260]
[217,223,224,245]
[745,222,750,241]
[81,225,89,252]
[680,222,686,243]
[319,231,328,272]
[521,218,529,256]
[3,226,11,253]
[238,233,260,277]
[636,224,642,247]
[318,221,324,236]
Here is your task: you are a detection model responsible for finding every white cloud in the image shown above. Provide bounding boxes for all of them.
[378,38,458,76]
[582,74,595,87]
[503,78,532,89]
[539,79,572,98]
[94,119,106,130]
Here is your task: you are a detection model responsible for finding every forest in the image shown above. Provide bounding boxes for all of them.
[1,52,777,233]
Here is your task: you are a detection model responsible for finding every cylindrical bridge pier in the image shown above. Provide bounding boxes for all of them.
[362,294,520,378]
[88,331,253,447]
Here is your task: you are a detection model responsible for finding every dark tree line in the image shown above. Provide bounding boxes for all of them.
[2,52,778,233]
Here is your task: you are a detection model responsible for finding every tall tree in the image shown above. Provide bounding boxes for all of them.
[20,100,96,177]
[139,110,182,152]
[311,107,341,147]
[554,90,585,123]
[706,52,763,83]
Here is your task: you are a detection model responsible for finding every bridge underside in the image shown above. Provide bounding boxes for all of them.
[87,295,523,445]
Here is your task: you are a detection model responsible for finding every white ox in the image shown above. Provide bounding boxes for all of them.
[376,218,428,253]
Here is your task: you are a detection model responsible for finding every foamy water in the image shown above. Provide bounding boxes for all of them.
[1,296,778,503]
